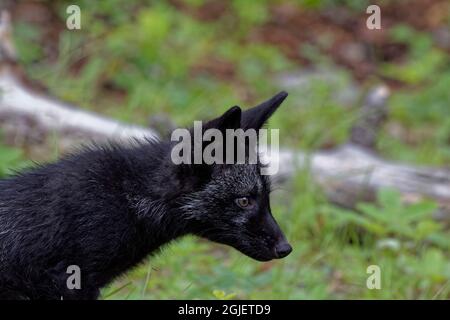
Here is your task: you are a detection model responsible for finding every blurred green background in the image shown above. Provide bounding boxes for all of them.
[1,0,449,299]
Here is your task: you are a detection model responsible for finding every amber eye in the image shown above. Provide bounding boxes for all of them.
[235,197,250,208]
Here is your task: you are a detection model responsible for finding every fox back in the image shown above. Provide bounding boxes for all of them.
[0,92,291,300]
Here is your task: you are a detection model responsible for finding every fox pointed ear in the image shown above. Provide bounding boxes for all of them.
[241,91,288,130]
[204,105,242,132]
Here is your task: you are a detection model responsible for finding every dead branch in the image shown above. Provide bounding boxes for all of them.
[349,86,389,150]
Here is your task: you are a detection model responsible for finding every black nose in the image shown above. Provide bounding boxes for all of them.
[274,242,292,258]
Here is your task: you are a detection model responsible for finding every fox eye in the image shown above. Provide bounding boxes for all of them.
[235,197,253,209]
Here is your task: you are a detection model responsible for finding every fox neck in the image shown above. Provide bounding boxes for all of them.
[122,147,192,250]
[117,142,209,257]
[132,197,190,247]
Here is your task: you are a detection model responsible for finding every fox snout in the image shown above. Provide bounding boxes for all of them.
[274,240,292,259]
[233,210,292,262]
[262,212,292,260]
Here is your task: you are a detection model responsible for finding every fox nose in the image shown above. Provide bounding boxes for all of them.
[274,242,292,259]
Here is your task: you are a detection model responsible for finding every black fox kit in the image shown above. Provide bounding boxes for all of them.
[0,92,291,300]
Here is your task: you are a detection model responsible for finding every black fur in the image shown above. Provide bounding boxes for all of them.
[0,92,291,300]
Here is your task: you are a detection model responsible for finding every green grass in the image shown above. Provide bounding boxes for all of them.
[3,0,450,299]
[0,144,29,176]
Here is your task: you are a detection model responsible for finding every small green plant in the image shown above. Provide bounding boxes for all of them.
[212,290,237,300]
[325,188,444,248]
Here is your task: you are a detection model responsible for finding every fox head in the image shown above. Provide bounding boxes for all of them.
[172,92,292,261]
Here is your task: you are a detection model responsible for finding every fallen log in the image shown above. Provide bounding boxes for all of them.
[1,10,450,217]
